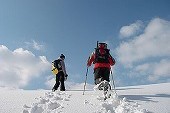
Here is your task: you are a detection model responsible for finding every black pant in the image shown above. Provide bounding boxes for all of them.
[52,71,65,91]
[94,67,110,85]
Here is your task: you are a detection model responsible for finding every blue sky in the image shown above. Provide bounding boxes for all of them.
[0,0,170,89]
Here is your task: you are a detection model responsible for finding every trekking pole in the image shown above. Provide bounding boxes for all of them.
[110,69,118,96]
[83,67,89,95]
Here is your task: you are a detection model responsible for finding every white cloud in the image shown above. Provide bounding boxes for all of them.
[115,18,170,84]
[148,59,170,82]
[0,45,50,88]
[119,20,143,38]
[25,40,44,51]
[33,40,44,50]
[135,63,150,72]
[116,18,170,67]
[134,59,170,82]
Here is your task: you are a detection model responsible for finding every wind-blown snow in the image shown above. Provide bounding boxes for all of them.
[0,83,170,113]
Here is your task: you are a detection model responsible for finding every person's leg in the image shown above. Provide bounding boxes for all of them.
[94,68,102,85]
[101,68,111,90]
[60,72,65,91]
[52,74,60,91]
[95,68,111,91]
[101,68,110,82]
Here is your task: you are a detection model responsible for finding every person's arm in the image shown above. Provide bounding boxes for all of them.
[87,52,95,67]
[109,55,115,66]
[61,60,67,75]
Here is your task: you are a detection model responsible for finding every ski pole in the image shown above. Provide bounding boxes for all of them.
[83,67,89,95]
[110,69,117,96]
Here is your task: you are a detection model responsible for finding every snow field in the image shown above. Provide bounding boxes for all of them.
[1,83,169,113]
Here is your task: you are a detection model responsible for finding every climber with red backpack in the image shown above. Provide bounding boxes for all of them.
[87,42,115,95]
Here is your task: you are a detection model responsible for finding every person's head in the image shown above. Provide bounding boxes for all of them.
[60,54,65,60]
[98,43,107,49]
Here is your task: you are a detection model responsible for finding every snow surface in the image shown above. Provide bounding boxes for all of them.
[0,83,170,113]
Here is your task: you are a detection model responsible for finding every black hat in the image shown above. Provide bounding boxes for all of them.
[98,43,107,49]
[60,54,65,59]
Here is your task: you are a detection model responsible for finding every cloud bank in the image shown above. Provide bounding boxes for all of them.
[0,45,50,88]
[116,18,170,82]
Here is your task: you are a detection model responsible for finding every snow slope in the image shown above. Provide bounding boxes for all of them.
[0,83,170,113]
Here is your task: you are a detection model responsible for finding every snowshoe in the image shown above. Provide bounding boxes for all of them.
[102,81,111,100]
[93,80,104,91]
[94,80,112,100]
[52,89,55,92]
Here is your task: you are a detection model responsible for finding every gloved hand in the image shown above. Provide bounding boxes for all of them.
[64,74,68,81]
[87,62,91,67]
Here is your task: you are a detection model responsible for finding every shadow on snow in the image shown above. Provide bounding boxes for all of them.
[120,94,170,102]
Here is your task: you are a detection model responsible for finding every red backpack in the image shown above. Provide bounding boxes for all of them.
[94,42,110,63]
